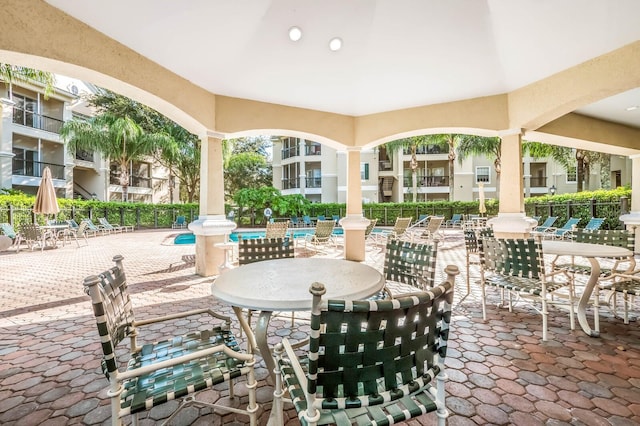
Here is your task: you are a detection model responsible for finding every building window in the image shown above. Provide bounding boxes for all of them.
[475,166,490,183]
[361,163,369,180]
[566,165,577,183]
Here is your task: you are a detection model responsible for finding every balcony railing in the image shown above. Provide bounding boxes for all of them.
[304,144,322,156]
[282,147,300,159]
[12,107,64,134]
[403,176,450,187]
[109,175,151,188]
[305,176,322,188]
[529,176,548,187]
[12,159,65,179]
[379,160,393,171]
[75,149,95,162]
[282,177,300,189]
[402,145,447,155]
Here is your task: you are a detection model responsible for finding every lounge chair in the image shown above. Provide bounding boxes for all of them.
[303,220,336,252]
[98,217,124,233]
[413,215,444,241]
[543,217,581,239]
[376,217,412,243]
[0,223,21,250]
[172,215,187,229]
[531,216,557,234]
[301,215,313,227]
[18,224,53,252]
[445,213,463,228]
[364,218,378,241]
[583,217,605,232]
[99,217,134,232]
[81,218,109,236]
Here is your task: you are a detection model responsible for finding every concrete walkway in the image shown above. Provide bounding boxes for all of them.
[0,228,639,425]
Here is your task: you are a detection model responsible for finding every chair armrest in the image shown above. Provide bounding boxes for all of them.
[133,308,232,327]
[118,342,254,381]
[277,338,308,390]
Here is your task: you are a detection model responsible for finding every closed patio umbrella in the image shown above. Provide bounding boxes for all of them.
[478,182,487,216]
[34,166,60,216]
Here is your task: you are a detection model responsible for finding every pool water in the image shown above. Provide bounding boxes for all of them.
[173,227,380,245]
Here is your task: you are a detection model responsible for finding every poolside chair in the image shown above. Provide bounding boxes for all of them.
[99,217,134,232]
[445,213,463,228]
[265,220,290,239]
[303,219,336,252]
[478,236,574,342]
[17,223,52,252]
[84,255,258,426]
[81,218,109,236]
[66,221,91,247]
[582,217,605,232]
[316,215,326,221]
[98,217,124,233]
[531,216,557,234]
[376,216,412,243]
[273,267,457,426]
[289,216,301,227]
[364,217,378,241]
[543,217,581,239]
[412,215,444,241]
[301,215,313,226]
[332,214,340,225]
[462,227,494,303]
[172,215,187,229]
[0,222,21,250]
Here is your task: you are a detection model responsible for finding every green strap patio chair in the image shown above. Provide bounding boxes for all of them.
[273,265,458,426]
[478,236,574,342]
[84,255,258,426]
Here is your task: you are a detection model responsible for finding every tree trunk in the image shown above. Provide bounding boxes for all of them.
[410,147,418,203]
[120,161,129,202]
[448,138,455,201]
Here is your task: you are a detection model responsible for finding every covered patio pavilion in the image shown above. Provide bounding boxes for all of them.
[2,1,640,276]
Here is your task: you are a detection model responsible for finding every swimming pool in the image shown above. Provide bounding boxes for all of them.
[173,227,380,244]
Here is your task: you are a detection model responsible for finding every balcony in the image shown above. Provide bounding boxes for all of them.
[109,174,151,188]
[403,175,450,187]
[529,176,548,188]
[304,144,321,156]
[379,160,393,171]
[305,176,322,188]
[12,107,64,134]
[12,159,65,179]
[282,177,300,189]
[402,145,447,155]
[282,147,300,160]
[75,149,94,162]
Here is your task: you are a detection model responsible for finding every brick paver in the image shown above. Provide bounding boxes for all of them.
[0,228,639,425]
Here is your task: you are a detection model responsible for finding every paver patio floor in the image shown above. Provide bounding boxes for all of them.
[1,228,639,425]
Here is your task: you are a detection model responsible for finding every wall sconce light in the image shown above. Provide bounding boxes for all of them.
[549,185,556,195]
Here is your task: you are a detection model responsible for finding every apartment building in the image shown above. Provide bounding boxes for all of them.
[272,137,631,203]
[0,77,176,203]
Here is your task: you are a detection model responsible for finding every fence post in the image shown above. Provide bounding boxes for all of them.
[120,207,125,226]
[620,196,629,215]
[154,209,158,228]
[136,207,141,229]
[8,204,13,225]
[548,201,553,218]
[384,206,388,226]
[88,207,93,221]
[567,200,572,218]
[590,198,596,218]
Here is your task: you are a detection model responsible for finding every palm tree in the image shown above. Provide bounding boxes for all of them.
[384,136,431,202]
[0,64,56,99]
[456,136,502,196]
[60,113,171,201]
[523,142,610,192]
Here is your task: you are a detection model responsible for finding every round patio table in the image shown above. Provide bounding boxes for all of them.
[211,257,385,382]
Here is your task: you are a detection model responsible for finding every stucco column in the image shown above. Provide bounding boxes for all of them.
[340,147,369,261]
[619,154,640,253]
[188,131,236,276]
[0,98,15,190]
[488,129,536,238]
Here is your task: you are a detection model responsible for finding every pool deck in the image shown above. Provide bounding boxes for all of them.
[1,228,639,425]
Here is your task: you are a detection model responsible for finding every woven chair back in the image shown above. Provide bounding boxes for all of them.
[265,221,289,239]
[574,229,634,250]
[480,237,544,279]
[238,237,293,265]
[313,220,335,241]
[384,238,437,290]
[83,256,134,377]
[303,279,453,410]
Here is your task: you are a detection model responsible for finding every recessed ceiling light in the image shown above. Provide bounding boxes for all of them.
[288,26,302,42]
[625,105,639,111]
[329,37,343,52]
